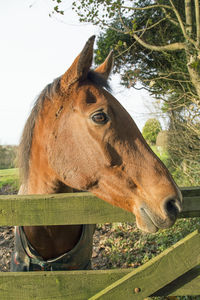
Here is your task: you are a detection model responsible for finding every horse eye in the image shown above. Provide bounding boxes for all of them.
[91,112,109,124]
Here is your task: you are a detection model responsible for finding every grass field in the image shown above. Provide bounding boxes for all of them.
[0,168,19,193]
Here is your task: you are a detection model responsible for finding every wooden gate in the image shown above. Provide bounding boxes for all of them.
[0,187,199,299]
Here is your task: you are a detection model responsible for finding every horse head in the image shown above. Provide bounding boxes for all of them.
[26,36,182,233]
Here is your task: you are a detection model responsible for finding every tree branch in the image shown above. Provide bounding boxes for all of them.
[115,41,136,59]
[161,7,179,27]
[143,72,191,84]
[130,17,167,34]
[184,0,193,36]
[170,0,187,38]
[118,7,129,32]
[194,0,200,45]
[121,4,173,11]
[132,32,185,51]
[170,0,197,48]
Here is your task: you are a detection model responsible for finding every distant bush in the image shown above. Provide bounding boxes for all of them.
[0,145,18,169]
[142,118,162,145]
[156,130,168,150]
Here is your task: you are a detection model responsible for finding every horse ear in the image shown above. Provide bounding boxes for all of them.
[61,35,95,90]
[95,50,114,79]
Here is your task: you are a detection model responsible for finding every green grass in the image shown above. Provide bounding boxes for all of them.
[0,168,19,192]
[151,145,170,166]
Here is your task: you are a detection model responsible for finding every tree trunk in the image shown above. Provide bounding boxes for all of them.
[187,57,200,99]
[185,0,200,99]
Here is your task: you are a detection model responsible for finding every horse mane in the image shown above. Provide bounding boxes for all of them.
[18,71,110,184]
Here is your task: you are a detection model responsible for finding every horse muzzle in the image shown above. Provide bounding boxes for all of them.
[136,195,182,233]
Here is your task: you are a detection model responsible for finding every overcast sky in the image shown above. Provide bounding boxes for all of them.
[0,0,158,145]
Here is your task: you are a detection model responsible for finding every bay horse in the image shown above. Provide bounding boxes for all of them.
[11,36,182,271]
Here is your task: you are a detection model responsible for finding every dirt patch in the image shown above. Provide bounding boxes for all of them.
[0,187,17,271]
[0,226,14,271]
[0,184,17,195]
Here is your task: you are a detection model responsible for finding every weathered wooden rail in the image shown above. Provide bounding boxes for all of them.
[0,186,199,299]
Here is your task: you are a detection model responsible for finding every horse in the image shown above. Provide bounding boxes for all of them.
[11,35,182,272]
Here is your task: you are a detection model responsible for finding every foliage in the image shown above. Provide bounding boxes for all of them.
[71,0,200,186]
[71,0,199,94]
[0,146,17,169]
[96,217,200,269]
[94,218,200,300]
[167,112,200,186]
[51,0,200,185]
[151,145,189,186]
[142,118,162,145]
[151,144,170,167]
[156,130,168,150]
[49,0,64,17]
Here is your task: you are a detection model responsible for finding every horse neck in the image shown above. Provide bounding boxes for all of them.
[21,162,83,260]
[21,168,82,260]
[21,125,82,260]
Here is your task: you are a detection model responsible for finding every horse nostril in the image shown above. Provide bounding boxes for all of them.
[164,197,182,219]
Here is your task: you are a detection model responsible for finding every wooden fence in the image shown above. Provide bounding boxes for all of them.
[0,186,199,299]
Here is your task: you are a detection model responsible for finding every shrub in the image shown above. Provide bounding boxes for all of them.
[142,119,162,145]
[0,145,17,169]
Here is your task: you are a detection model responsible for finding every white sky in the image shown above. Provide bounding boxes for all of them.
[0,0,159,145]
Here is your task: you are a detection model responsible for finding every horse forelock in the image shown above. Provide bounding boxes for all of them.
[18,71,110,184]
[87,70,111,92]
